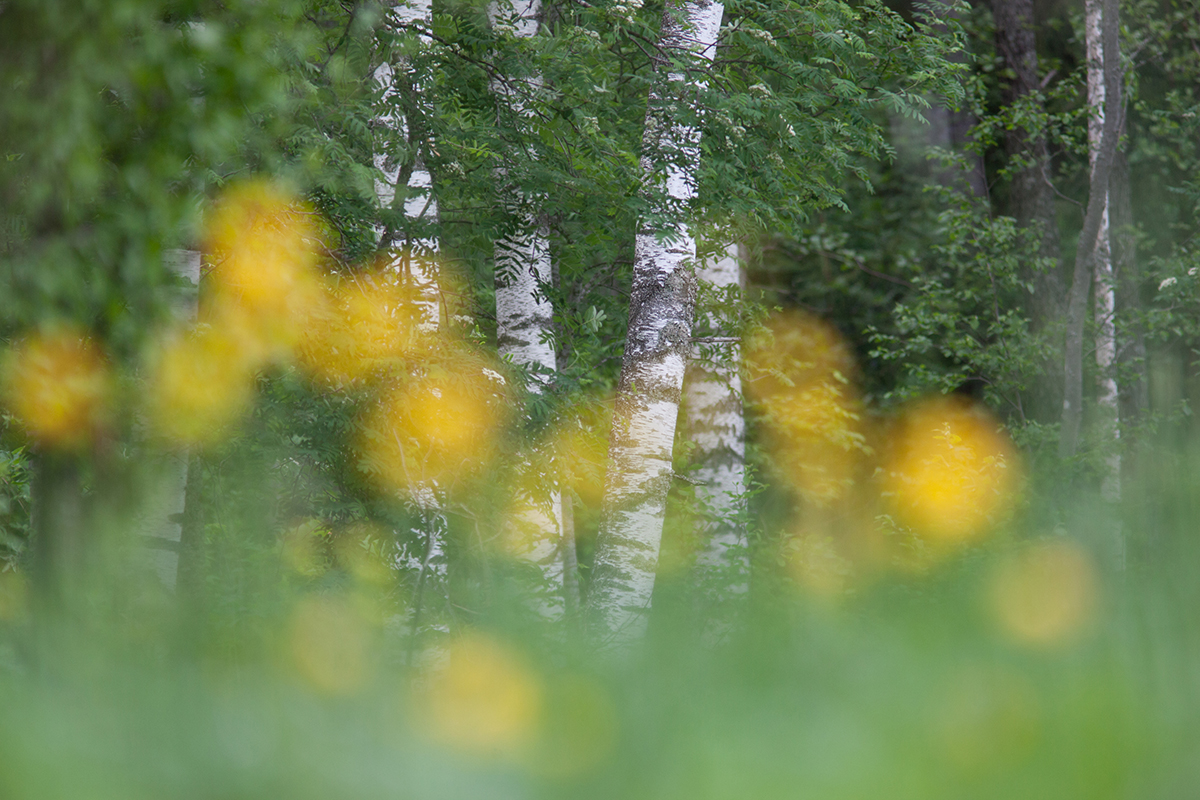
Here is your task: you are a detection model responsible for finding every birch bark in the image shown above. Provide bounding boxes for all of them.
[1060,0,1121,460]
[488,0,564,619]
[687,242,748,606]
[138,248,201,592]
[1085,0,1121,504]
[375,0,440,331]
[586,0,724,644]
[375,0,450,635]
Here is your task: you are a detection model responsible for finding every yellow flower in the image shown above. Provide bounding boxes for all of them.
[144,324,257,446]
[298,274,434,385]
[747,311,869,506]
[204,180,326,362]
[415,632,542,759]
[987,540,1098,648]
[357,363,505,490]
[882,396,1019,544]
[2,329,111,450]
[288,593,374,696]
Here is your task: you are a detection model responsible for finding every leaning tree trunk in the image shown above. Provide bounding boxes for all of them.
[488,0,565,620]
[993,0,1066,423]
[586,0,725,645]
[1085,0,1121,505]
[1060,0,1121,461]
[686,242,748,612]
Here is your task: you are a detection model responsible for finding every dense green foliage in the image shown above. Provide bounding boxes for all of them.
[3,0,1200,795]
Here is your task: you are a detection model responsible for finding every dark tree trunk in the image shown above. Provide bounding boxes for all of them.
[993,0,1066,423]
[29,451,86,614]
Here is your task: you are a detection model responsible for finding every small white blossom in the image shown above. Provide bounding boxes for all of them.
[1159,277,1178,290]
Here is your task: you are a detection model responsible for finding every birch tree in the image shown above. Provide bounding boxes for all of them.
[1085,0,1121,504]
[138,248,201,591]
[374,0,451,637]
[687,241,748,608]
[488,0,565,619]
[1060,0,1121,461]
[586,0,725,643]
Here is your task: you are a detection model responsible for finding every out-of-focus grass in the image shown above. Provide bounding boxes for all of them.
[0,463,1198,800]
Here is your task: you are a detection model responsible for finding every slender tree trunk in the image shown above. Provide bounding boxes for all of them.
[137,249,201,592]
[376,0,440,329]
[376,0,450,638]
[1112,149,1148,428]
[29,452,85,615]
[687,242,748,609]
[1060,0,1121,460]
[927,0,986,197]
[993,0,1066,423]
[1085,0,1120,505]
[586,0,724,644]
[551,239,582,615]
[488,0,565,619]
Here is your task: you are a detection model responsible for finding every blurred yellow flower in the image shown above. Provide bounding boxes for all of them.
[882,396,1019,544]
[204,180,326,362]
[288,593,373,696]
[988,539,1098,648]
[2,329,111,450]
[281,518,330,578]
[416,632,542,759]
[299,274,433,385]
[547,401,611,509]
[747,311,870,506]
[333,523,393,587]
[144,324,257,446]
[358,366,504,490]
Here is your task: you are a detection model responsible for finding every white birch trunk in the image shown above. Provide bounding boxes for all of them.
[375,0,449,627]
[1086,0,1121,507]
[687,242,748,603]
[587,0,725,644]
[138,248,201,591]
[488,0,565,620]
[375,0,440,331]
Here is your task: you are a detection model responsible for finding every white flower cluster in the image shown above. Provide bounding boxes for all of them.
[745,27,775,46]
[1159,277,1178,290]
[610,0,642,23]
